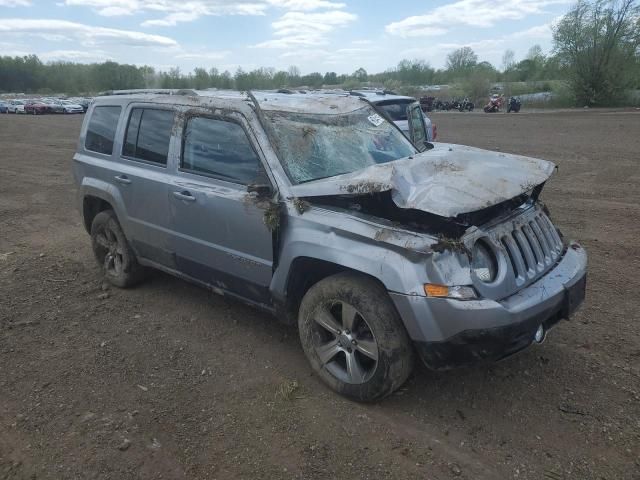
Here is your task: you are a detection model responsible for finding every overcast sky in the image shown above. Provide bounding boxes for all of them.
[0,0,572,74]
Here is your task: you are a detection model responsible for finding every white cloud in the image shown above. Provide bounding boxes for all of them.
[435,23,554,52]
[97,6,134,16]
[62,0,317,26]
[266,0,345,10]
[253,10,357,48]
[386,0,570,37]
[0,19,178,47]
[69,1,270,26]
[175,51,231,60]
[0,0,31,5]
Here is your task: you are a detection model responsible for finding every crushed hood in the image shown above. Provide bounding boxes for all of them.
[288,143,556,218]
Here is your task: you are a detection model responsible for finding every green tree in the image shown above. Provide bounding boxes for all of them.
[553,0,640,106]
[446,47,478,74]
[353,67,368,82]
[323,71,338,85]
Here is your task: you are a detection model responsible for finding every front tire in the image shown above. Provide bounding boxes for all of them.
[90,210,146,288]
[298,272,414,401]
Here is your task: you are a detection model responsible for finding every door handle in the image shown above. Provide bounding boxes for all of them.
[114,175,132,185]
[173,191,196,202]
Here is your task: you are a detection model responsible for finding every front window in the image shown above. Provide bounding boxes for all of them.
[181,116,265,185]
[263,105,416,184]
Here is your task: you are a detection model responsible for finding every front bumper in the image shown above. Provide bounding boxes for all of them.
[390,243,587,370]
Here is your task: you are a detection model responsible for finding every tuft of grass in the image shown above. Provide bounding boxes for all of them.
[292,198,311,215]
[263,202,281,231]
[275,380,300,401]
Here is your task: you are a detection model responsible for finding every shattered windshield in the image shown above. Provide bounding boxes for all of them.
[262,105,417,184]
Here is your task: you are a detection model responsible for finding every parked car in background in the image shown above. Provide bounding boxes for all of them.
[42,99,65,114]
[350,90,437,142]
[24,100,50,115]
[69,98,91,112]
[73,89,586,401]
[60,100,85,114]
[8,100,26,114]
[0,101,8,113]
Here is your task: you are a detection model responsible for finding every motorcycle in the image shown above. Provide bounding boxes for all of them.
[507,96,522,113]
[483,94,504,113]
[458,97,474,112]
[420,96,435,112]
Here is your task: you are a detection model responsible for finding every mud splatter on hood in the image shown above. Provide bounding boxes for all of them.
[288,143,556,218]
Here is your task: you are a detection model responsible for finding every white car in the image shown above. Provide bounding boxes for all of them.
[8,100,26,114]
[350,90,437,142]
[60,100,84,114]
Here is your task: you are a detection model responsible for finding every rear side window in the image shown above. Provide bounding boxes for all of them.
[376,100,412,121]
[85,106,121,155]
[123,108,174,165]
[181,117,264,185]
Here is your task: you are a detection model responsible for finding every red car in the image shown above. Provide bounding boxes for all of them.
[24,101,50,115]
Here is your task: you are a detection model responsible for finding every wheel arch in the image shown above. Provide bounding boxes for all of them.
[276,256,391,326]
[82,195,112,233]
[78,178,128,234]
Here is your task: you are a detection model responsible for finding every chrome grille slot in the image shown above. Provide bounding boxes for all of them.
[536,216,560,255]
[529,220,551,263]
[480,208,565,299]
[501,234,526,286]
[522,224,544,272]
[543,215,563,252]
[513,229,536,278]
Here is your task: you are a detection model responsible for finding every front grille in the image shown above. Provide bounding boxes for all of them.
[469,206,565,301]
[499,210,563,287]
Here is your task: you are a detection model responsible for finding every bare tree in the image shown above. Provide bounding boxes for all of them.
[553,0,640,105]
[502,49,516,71]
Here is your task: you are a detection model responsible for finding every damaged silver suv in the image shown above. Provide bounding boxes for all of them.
[73,89,587,401]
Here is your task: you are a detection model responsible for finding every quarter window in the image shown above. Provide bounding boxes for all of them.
[181,117,264,185]
[85,106,121,155]
[123,108,174,165]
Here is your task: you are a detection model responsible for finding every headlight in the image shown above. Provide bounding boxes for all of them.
[472,240,498,283]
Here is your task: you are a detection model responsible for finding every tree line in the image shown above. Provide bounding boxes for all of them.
[1,0,638,106]
[0,48,569,94]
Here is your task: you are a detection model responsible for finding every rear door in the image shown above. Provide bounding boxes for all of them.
[110,105,177,267]
[167,110,274,305]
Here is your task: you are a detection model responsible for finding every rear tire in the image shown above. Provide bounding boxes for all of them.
[298,272,414,401]
[90,210,146,288]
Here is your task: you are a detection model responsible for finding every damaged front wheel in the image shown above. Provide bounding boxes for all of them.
[298,272,414,401]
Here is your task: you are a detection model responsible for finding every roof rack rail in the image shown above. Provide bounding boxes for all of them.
[99,88,198,97]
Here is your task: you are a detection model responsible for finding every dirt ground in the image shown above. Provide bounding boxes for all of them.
[1,109,639,480]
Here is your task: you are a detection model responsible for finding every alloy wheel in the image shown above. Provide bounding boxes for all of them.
[311,301,379,384]
[94,226,125,276]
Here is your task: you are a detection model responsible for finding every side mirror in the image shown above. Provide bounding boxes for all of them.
[247,183,272,197]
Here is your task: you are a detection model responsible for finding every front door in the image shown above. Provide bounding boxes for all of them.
[168,111,274,305]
